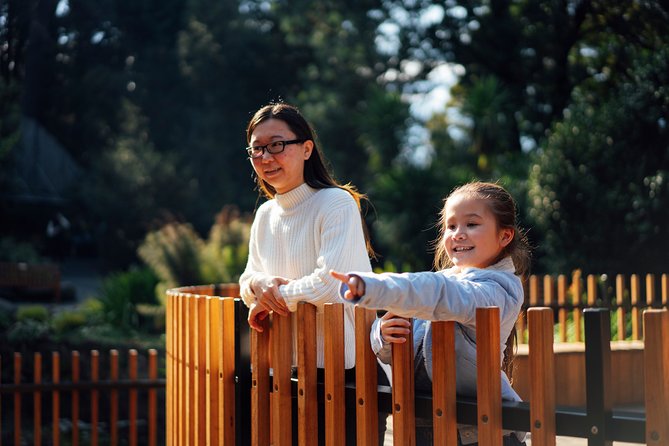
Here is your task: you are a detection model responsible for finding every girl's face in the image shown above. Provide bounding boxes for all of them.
[249,119,313,194]
[443,194,513,269]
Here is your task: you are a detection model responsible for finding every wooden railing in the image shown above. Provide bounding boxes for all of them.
[165,284,669,446]
[519,272,669,342]
[0,349,164,446]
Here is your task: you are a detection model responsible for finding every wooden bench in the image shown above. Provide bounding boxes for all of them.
[0,262,61,302]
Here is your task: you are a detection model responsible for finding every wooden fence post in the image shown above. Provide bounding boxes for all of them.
[297,302,318,445]
[251,309,270,446]
[391,317,416,445]
[432,321,457,446]
[643,309,669,445]
[477,307,502,446]
[354,306,380,446]
[584,308,612,446]
[528,308,556,446]
[324,303,346,446]
[271,312,293,446]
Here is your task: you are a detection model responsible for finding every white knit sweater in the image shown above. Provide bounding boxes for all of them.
[239,183,372,368]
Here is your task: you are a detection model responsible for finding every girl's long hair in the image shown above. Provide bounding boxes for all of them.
[246,102,374,257]
[432,181,531,381]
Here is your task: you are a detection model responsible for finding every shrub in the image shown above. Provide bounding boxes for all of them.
[100,267,159,330]
[52,309,87,335]
[16,305,49,322]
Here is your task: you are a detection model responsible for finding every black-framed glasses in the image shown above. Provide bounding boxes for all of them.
[246,139,306,159]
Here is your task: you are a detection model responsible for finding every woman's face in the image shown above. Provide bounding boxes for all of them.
[249,119,313,194]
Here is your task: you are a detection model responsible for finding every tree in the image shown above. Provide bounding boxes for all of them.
[528,46,669,274]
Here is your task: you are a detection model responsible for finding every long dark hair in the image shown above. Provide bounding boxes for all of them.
[246,102,374,256]
[432,181,531,381]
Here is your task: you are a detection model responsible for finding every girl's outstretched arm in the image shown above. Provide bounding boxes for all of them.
[329,270,366,300]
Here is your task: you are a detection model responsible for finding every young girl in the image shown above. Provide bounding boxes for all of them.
[331,181,529,446]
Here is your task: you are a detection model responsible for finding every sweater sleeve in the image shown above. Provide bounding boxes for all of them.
[279,192,371,312]
[341,270,520,326]
[238,209,268,307]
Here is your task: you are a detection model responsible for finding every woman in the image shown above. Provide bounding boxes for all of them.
[239,101,373,371]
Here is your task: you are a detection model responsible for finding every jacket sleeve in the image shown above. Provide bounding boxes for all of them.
[370,317,392,364]
[341,269,519,326]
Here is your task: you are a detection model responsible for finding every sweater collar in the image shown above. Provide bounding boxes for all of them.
[451,256,516,275]
[274,182,317,210]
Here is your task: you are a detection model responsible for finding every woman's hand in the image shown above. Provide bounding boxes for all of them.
[249,275,290,316]
[329,270,365,300]
[247,301,270,332]
[379,312,411,344]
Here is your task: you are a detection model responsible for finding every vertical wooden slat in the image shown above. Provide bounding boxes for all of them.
[572,271,582,342]
[110,349,119,446]
[476,307,502,446]
[179,293,186,446]
[195,296,207,444]
[543,275,554,308]
[148,349,158,446]
[529,275,540,307]
[165,293,172,446]
[14,352,21,446]
[646,274,656,308]
[297,302,318,445]
[643,309,669,445]
[324,303,345,446]
[662,274,668,307]
[187,295,195,446]
[34,352,42,446]
[91,350,99,446]
[354,306,380,446]
[587,275,597,307]
[271,312,293,446]
[557,275,567,342]
[432,321,457,446]
[528,308,556,446]
[52,352,60,446]
[129,349,138,446]
[206,297,220,446]
[220,298,236,445]
[72,351,80,446]
[251,310,270,446]
[391,317,415,446]
[631,274,641,340]
[616,275,626,341]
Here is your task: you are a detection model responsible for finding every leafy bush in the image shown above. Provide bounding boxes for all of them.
[138,206,251,301]
[7,319,50,343]
[16,305,49,322]
[0,236,42,262]
[99,267,159,329]
[51,309,87,335]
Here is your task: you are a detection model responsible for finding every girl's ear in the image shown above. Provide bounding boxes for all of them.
[303,140,314,160]
[499,228,514,247]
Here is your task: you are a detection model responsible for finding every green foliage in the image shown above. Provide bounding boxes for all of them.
[200,206,251,284]
[138,208,251,300]
[99,267,160,329]
[7,319,50,343]
[528,47,669,273]
[0,237,43,263]
[16,305,49,322]
[51,310,87,335]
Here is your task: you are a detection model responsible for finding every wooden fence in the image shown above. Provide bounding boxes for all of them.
[165,284,669,446]
[519,272,669,343]
[0,349,164,446]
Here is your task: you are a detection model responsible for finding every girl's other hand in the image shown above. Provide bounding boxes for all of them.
[379,312,411,344]
[247,301,270,332]
[250,275,290,316]
[329,270,366,300]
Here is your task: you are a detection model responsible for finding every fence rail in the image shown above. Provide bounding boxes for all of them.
[0,349,164,446]
[165,284,669,446]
